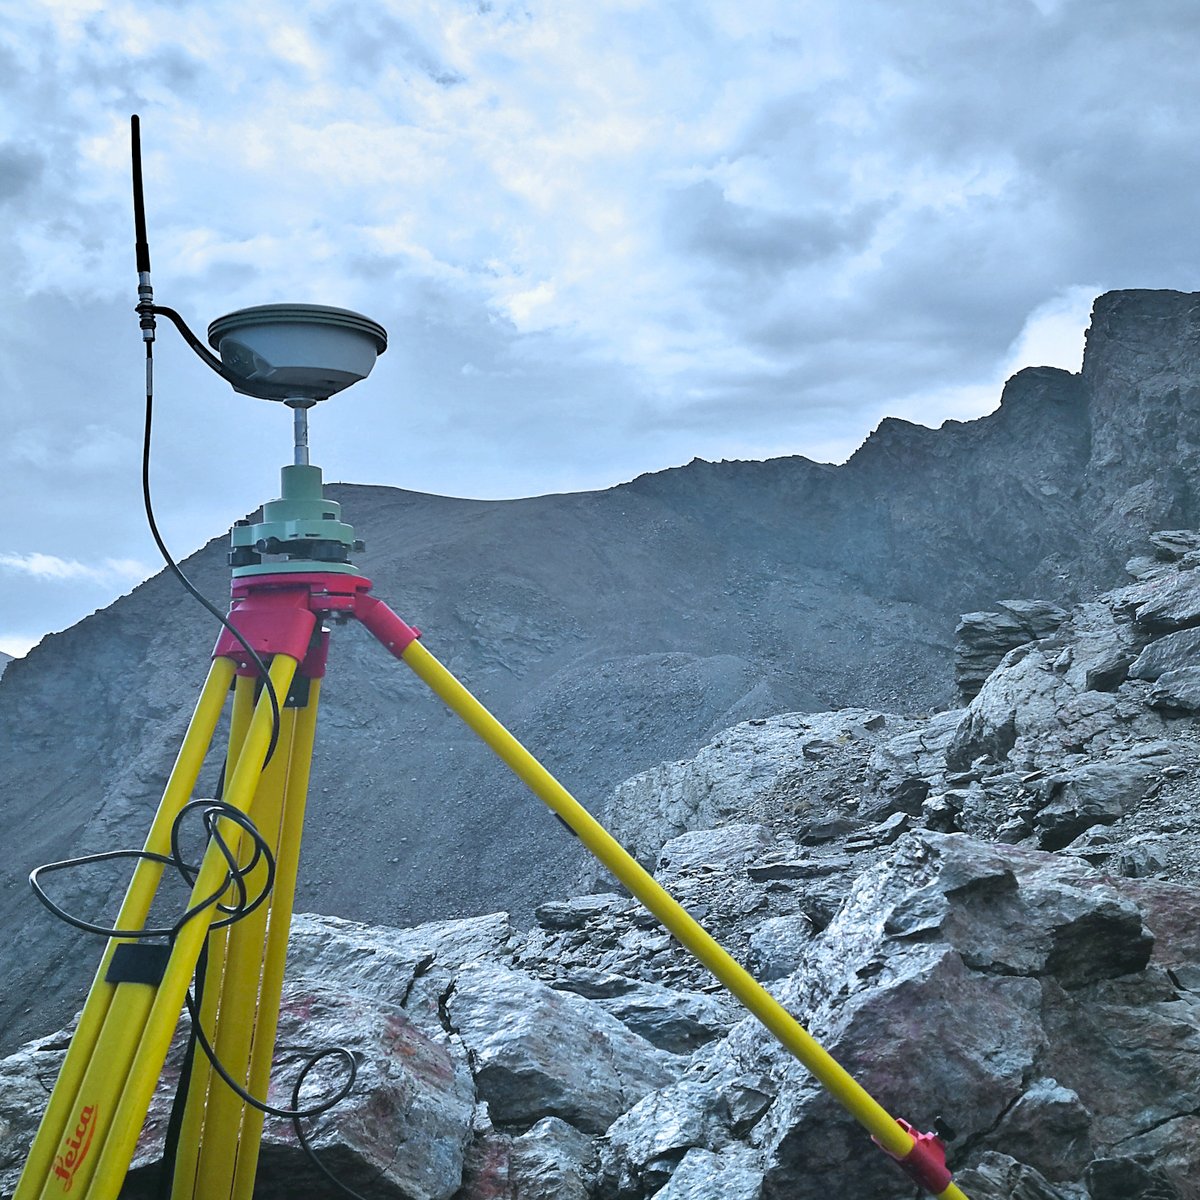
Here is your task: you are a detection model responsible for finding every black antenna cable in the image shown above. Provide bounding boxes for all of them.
[128,115,282,765]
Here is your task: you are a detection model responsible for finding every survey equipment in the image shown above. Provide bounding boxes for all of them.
[14,117,969,1200]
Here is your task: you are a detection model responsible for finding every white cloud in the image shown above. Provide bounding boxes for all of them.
[1002,285,1099,376]
[0,553,151,586]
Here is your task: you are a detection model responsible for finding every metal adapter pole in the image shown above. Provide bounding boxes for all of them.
[287,401,312,467]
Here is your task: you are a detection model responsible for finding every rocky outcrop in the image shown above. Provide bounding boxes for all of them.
[596,831,1198,1200]
[6,824,1194,1200]
[955,600,1069,701]
[10,524,1200,1200]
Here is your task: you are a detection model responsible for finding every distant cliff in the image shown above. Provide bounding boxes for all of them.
[2,289,1200,1054]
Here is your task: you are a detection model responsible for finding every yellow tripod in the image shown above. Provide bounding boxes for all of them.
[19,119,969,1190]
[14,465,970,1199]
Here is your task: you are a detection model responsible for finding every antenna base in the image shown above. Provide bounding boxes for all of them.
[230,465,364,578]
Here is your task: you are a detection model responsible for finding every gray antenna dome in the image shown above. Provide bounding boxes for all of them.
[207,304,388,402]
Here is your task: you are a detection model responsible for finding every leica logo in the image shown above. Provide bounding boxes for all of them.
[52,1104,96,1192]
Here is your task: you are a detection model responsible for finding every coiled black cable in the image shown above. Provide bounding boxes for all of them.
[29,799,272,940]
[30,797,370,1200]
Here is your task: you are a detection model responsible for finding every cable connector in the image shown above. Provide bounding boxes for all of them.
[137,276,156,342]
[874,1119,952,1195]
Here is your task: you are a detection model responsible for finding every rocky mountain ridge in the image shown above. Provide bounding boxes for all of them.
[3,288,1200,1061]
[3,526,1200,1197]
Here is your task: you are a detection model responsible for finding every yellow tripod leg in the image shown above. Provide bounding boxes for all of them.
[14,658,236,1200]
[400,640,970,1200]
[71,654,299,1200]
[170,673,259,1193]
[190,703,298,1198]
[231,678,321,1200]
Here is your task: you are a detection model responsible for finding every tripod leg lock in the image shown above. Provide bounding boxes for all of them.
[874,1119,953,1195]
[354,594,420,659]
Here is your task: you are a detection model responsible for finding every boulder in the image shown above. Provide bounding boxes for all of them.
[1148,529,1200,561]
[446,962,682,1133]
[1033,757,1158,851]
[652,1145,764,1199]
[1123,567,1200,633]
[580,711,900,887]
[1,983,477,1200]
[954,1152,1081,1199]
[550,969,733,1055]
[451,1104,600,1199]
[955,601,1069,702]
[1148,665,1200,711]
[1128,626,1200,679]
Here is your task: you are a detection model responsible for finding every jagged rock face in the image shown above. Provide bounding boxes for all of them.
[1081,292,1200,572]
[595,832,1197,1200]
[6,288,1200,1065]
[955,600,1070,701]
[4,830,1195,1200]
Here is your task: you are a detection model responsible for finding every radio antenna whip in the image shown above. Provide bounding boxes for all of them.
[131,114,156,342]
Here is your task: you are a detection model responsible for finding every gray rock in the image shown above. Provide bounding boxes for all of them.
[0,1027,76,1196]
[993,1079,1093,1181]
[867,709,961,798]
[1034,757,1158,851]
[874,836,1154,989]
[1057,603,1138,692]
[2,983,478,1200]
[955,601,1069,702]
[551,969,734,1054]
[509,1117,597,1200]
[251,983,476,1200]
[1084,1155,1183,1200]
[599,1077,740,1198]
[1148,665,1200,711]
[598,831,1193,1198]
[1111,834,1173,879]
[948,645,1072,767]
[581,711,900,889]
[452,1106,514,1200]
[653,1145,764,1199]
[534,894,628,932]
[1127,568,1200,633]
[1128,627,1200,679]
[955,1152,1082,1199]
[447,962,683,1133]
[1149,530,1200,561]
[654,824,779,881]
[286,910,518,1035]
[747,915,816,981]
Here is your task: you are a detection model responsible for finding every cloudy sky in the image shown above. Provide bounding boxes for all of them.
[2,0,1199,657]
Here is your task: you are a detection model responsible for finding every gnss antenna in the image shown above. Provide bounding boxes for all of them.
[127,114,387,575]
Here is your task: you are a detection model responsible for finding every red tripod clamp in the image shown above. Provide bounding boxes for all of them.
[212,572,422,672]
[874,1119,952,1194]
